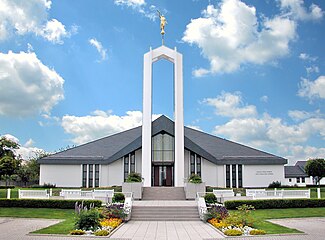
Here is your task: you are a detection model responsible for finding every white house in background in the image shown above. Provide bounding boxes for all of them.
[284,161,325,186]
[38,45,287,188]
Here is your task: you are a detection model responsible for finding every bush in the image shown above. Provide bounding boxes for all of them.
[225,199,325,210]
[125,173,142,182]
[0,199,101,209]
[268,181,281,188]
[101,203,127,220]
[188,174,202,184]
[0,186,15,189]
[112,193,125,203]
[224,229,242,236]
[94,229,109,236]
[75,208,100,231]
[204,193,217,204]
[30,183,56,188]
[250,229,266,235]
[70,229,85,235]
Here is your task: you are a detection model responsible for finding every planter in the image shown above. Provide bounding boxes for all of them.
[185,182,206,199]
[122,182,143,200]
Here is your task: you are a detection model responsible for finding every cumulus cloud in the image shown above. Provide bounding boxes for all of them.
[0,0,74,43]
[114,0,160,21]
[0,51,64,116]
[298,76,325,101]
[204,91,325,163]
[61,110,161,145]
[1,134,45,160]
[89,38,107,61]
[203,92,257,118]
[279,0,324,21]
[182,0,297,75]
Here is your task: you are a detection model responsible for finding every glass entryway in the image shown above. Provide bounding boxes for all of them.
[152,165,174,186]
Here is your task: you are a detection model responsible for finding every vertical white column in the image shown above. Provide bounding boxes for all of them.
[174,48,184,187]
[142,48,153,187]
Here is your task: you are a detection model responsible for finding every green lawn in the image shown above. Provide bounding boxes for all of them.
[0,208,75,234]
[249,208,325,234]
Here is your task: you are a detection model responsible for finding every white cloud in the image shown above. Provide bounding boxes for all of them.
[182,0,297,75]
[0,0,73,43]
[114,0,160,21]
[260,95,268,103]
[279,0,324,21]
[299,53,317,61]
[186,125,202,131]
[203,92,257,118]
[298,76,325,101]
[1,134,45,160]
[61,110,161,145]
[89,38,107,61]
[306,66,319,74]
[288,109,322,121]
[0,51,64,116]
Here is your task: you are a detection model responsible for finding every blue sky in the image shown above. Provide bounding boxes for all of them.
[0,0,324,164]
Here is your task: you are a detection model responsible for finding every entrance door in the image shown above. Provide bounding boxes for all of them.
[153,165,173,186]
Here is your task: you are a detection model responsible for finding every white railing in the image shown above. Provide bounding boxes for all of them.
[253,189,310,199]
[246,189,266,197]
[93,189,114,203]
[213,189,235,197]
[196,192,207,221]
[18,189,49,199]
[123,192,133,221]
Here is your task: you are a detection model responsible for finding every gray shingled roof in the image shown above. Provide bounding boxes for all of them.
[284,165,308,178]
[39,115,287,165]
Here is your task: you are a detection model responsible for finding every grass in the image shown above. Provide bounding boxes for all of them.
[232,207,325,234]
[0,208,75,234]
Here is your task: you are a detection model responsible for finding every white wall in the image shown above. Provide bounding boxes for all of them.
[217,165,225,187]
[40,164,81,187]
[107,158,124,186]
[243,165,285,188]
[202,159,218,186]
[100,165,109,187]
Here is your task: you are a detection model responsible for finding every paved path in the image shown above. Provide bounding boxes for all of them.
[110,220,223,240]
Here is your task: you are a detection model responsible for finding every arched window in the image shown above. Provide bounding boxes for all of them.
[152,133,174,163]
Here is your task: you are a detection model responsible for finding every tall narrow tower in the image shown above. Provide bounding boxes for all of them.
[141,44,184,187]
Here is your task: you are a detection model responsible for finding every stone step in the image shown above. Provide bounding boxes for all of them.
[131,206,200,221]
[142,187,186,200]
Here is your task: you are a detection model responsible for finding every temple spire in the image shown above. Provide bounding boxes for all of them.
[157,10,167,45]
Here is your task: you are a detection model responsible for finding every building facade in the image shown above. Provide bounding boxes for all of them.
[39,45,287,188]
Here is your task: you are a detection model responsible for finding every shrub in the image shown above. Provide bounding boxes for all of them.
[204,193,217,204]
[250,229,266,235]
[30,183,56,188]
[125,173,142,182]
[101,203,127,220]
[0,186,15,189]
[94,229,109,236]
[75,208,100,230]
[268,181,281,188]
[188,174,202,184]
[224,229,242,236]
[224,199,325,210]
[0,199,101,209]
[112,193,125,203]
[70,229,86,235]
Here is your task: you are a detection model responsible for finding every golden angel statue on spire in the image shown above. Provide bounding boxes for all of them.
[157,10,167,36]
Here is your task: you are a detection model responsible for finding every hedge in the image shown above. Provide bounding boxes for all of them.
[0,199,102,209]
[225,199,325,210]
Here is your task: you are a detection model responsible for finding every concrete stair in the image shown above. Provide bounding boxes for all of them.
[142,187,186,200]
[131,206,200,221]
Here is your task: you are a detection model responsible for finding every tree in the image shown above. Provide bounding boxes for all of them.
[305,158,325,185]
[0,136,19,159]
[0,155,21,186]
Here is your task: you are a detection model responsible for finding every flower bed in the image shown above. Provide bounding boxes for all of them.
[206,204,266,236]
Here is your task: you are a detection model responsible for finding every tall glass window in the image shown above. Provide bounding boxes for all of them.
[152,133,174,163]
[196,156,201,177]
[226,165,230,188]
[238,164,243,188]
[130,152,135,173]
[124,155,129,181]
[82,164,87,188]
[232,164,236,188]
[95,164,99,187]
[88,164,93,188]
[190,152,195,175]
